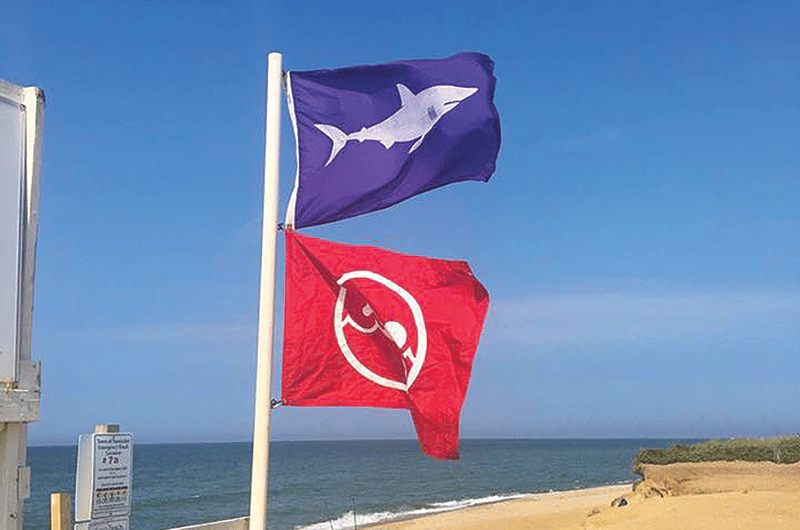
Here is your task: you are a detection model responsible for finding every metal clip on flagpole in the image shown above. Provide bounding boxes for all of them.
[249,51,282,530]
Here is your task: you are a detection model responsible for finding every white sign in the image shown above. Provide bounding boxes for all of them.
[0,83,25,382]
[75,433,133,523]
[91,434,133,519]
[75,517,129,530]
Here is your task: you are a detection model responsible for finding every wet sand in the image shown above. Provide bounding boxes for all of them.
[372,461,800,530]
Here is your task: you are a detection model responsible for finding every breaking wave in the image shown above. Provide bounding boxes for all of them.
[294,492,532,530]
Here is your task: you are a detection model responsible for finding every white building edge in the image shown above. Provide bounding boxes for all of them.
[0,78,44,530]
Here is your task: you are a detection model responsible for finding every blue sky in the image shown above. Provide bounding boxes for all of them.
[2,0,798,445]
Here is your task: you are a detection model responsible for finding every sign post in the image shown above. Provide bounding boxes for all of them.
[0,78,44,530]
[75,425,133,530]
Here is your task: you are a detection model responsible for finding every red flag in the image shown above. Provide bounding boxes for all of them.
[282,230,489,459]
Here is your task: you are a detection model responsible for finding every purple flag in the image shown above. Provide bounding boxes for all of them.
[285,52,501,228]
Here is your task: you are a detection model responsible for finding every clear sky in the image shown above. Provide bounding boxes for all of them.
[2,0,798,446]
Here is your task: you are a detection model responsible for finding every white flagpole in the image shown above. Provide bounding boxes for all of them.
[249,51,283,530]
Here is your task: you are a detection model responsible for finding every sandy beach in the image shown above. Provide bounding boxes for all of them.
[372,461,800,529]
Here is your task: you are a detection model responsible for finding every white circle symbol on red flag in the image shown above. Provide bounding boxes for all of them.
[333,271,427,391]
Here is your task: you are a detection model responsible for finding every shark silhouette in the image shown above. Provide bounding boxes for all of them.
[314,83,478,167]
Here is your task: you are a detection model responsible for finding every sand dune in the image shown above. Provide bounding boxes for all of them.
[372,461,800,529]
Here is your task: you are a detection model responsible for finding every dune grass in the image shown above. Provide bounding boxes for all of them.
[633,436,800,472]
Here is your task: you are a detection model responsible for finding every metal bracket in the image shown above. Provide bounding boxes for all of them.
[0,362,40,422]
[17,466,30,500]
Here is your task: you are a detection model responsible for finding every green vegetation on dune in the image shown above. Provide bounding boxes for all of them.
[633,436,800,471]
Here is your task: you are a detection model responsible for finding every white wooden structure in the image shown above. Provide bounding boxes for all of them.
[0,78,44,530]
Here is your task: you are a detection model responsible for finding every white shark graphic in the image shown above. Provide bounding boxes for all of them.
[314,83,478,167]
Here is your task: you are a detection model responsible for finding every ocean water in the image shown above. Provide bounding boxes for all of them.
[25,438,689,530]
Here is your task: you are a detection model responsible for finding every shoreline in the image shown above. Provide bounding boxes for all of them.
[366,461,800,530]
[362,484,632,530]
[298,484,633,530]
